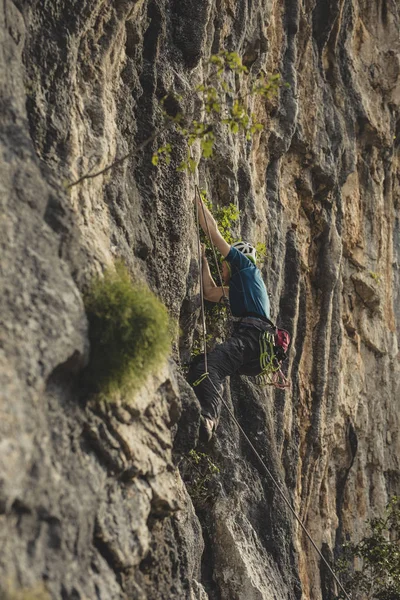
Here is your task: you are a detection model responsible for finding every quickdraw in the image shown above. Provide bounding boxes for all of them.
[192,372,210,387]
[256,330,290,389]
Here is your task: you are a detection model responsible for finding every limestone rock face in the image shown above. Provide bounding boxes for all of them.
[1,0,399,599]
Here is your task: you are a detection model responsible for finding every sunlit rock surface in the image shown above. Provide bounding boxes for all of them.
[1,0,399,598]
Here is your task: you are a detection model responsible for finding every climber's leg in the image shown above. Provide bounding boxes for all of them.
[188,327,260,434]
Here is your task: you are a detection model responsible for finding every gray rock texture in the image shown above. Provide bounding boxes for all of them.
[1,0,399,599]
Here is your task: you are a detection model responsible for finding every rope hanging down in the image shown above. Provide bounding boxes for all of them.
[194,187,209,385]
[194,197,351,600]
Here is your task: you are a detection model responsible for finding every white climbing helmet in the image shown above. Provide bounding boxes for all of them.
[232,241,257,264]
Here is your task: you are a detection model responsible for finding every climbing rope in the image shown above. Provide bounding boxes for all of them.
[207,378,351,600]
[193,195,352,600]
[191,182,229,388]
[195,187,209,384]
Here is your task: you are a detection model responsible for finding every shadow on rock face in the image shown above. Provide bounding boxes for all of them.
[171,0,212,68]
[172,372,201,456]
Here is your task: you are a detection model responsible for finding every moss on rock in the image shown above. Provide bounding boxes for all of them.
[84,262,171,399]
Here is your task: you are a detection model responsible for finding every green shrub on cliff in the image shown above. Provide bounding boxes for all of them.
[183,450,220,507]
[336,497,400,600]
[152,51,285,172]
[84,262,171,398]
[67,51,286,188]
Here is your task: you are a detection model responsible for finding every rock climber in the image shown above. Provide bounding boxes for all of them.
[188,193,274,443]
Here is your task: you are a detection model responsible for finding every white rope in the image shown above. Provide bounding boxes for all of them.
[195,193,208,376]
[207,377,351,600]
[193,203,352,600]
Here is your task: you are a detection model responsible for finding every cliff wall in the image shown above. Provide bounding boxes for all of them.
[1,0,399,598]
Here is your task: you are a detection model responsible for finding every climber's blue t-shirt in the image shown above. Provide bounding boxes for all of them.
[226,246,270,319]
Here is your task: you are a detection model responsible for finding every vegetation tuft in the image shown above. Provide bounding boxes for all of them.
[152,50,286,172]
[335,497,400,600]
[198,188,239,270]
[369,271,382,284]
[84,262,171,399]
[182,449,221,507]
[67,51,286,188]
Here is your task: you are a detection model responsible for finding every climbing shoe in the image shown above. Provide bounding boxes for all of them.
[199,415,215,443]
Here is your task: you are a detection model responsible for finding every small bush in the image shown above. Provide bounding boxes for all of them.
[152,51,284,173]
[336,497,400,600]
[183,450,220,507]
[84,262,171,398]
[255,242,268,264]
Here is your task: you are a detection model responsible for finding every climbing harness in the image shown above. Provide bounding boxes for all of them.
[257,326,290,389]
[192,189,352,600]
[259,330,281,374]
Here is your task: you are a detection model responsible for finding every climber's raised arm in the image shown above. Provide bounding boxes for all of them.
[195,194,230,258]
[201,245,229,302]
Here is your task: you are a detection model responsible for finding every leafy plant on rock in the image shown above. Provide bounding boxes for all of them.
[84,262,171,399]
[335,497,400,600]
[255,242,268,264]
[183,449,221,507]
[152,50,286,172]
[68,51,285,188]
[198,188,239,268]
[369,271,382,285]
